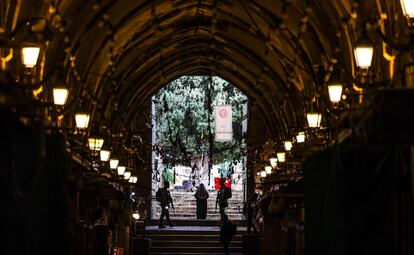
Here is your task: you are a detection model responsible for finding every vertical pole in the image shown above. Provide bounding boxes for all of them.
[206,76,213,186]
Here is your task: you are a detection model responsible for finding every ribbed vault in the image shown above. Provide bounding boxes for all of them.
[17,0,364,138]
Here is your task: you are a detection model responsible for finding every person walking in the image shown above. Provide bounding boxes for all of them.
[195,183,209,219]
[156,181,175,228]
[216,177,232,220]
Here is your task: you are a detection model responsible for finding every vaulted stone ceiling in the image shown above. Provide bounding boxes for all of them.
[13,0,392,138]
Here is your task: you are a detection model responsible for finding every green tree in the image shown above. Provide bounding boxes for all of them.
[154,76,247,167]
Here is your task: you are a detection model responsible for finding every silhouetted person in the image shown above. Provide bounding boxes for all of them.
[195,183,209,219]
[216,177,232,219]
[243,192,259,234]
[220,214,237,254]
[156,181,174,228]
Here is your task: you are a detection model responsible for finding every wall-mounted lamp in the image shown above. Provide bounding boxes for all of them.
[284,141,293,151]
[132,212,140,220]
[354,33,374,69]
[265,166,272,175]
[52,86,69,106]
[269,157,278,168]
[117,166,126,175]
[52,70,69,106]
[296,132,305,143]
[328,84,343,103]
[88,137,104,151]
[21,46,40,68]
[306,113,322,128]
[75,112,90,129]
[277,152,286,162]
[124,171,131,180]
[260,170,267,178]
[400,0,414,18]
[100,149,111,162]
[129,176,138,183]
[110,158,119,169]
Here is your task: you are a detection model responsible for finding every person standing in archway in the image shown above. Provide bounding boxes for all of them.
[195,183,209,219]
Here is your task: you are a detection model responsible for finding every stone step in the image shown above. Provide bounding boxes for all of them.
[152,240,242,247]
[155,207,243,212]
[164,213,242,217]
[146,226,245,254]
[151,246,243,253]
[151,253,242,255]
[148,234,243,241]
[148,219,246,226]
[156,212,242,216]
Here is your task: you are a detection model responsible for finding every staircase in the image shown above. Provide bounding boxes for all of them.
[146,226,245,255]
[154,189,244,220]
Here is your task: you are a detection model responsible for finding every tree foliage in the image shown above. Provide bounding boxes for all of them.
[154,76,247,167]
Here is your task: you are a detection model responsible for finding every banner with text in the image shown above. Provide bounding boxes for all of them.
[215,105,233,141]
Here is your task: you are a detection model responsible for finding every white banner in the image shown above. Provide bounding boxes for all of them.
[215,105,233,141]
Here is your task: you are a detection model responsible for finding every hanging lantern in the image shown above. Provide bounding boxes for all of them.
[75,112,90,129]
[328,84,343,103]
[354,34,374,69]
[88,137,104,151]
[100,150,111,162]
[269,158,278,168]
[296,132,305,143]
[307,113,322,128]
[117,166,126,175]
[284,141,293,151]
[110,158,119,169]
[265,166,272,175]
[260,170,267,178]
[277,152,286,162]
[401,0,414,18]
[124,171,131,180]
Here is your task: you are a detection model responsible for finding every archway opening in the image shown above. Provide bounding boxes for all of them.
[150,75,248,221]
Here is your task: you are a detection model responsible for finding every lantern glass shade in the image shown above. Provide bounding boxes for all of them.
[100,150,111,161]
[109,159,119,169]
[21,46,40,68]
[131,176,138,183]
[52,87,69,105]
[265,166,272,175]
[284,141,293,151]
[277,152,286,162]
[260,170,267,178]
[401,0,414,18]
[75,113,90,129]
[117,166,126,175]
[269,158,278,168]
[307,113,322,128]
[124,171,131,180]
[88,137,104,151]
[328,84,343,103]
